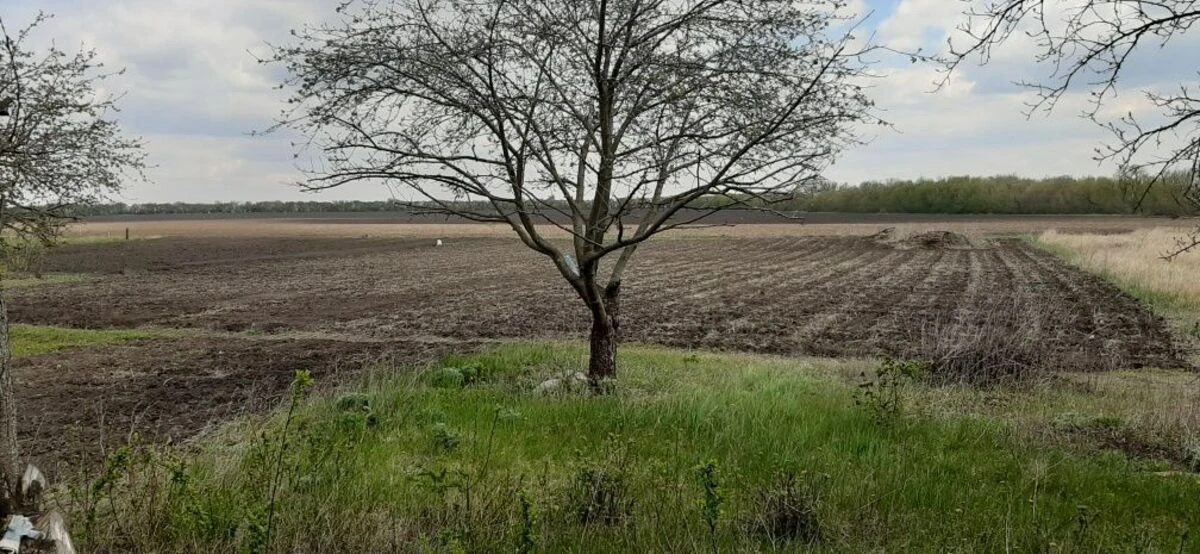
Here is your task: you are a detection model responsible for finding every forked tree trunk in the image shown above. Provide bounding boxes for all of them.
[0,292,22,515]
[586,283,622,384]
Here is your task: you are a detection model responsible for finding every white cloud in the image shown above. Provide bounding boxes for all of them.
[876,0,965,53]
[3,0,1192,201]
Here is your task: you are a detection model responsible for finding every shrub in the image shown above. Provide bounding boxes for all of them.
[918,294,1058,385]
[854,358,925,424]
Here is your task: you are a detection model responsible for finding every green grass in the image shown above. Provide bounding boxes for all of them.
[59,234,164,245]
[1,273,90,289]
[71,343,1200,553]
[9,324,156,358]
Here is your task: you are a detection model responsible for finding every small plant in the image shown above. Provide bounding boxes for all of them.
[260,370,315,554]
[855,358,925,425]
[335,393,378,432]
[458,362,484,384]
[430,367,467,389]
[515,490,538,554]
[696,460,722,553]
[431,423,461,452]
[429,363,487,390]
[335,392,370,412]
[84,445,133,549]
[749,470,822,545]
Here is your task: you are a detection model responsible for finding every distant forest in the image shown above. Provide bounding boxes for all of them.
[77,174,1197,217]
[789,174,1195,216]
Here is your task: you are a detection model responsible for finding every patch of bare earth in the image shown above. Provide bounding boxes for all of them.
[15,335,478,474]
[9,225,1187,465]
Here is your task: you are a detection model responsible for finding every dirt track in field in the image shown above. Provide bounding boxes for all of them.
[7,219,1188,469]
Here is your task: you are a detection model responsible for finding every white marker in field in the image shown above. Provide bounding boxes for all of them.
[436,239,444,247]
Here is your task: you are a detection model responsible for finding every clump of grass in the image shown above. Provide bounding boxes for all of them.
[61,344,1200,552]
[747,470,823,546]
[567,459,633,525]
[9,324,158,358]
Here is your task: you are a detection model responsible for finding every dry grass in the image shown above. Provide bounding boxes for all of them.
[1031,227,1200,469]
[1039,227,1200,311]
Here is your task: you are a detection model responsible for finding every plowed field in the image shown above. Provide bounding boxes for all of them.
[8,222,1187,469]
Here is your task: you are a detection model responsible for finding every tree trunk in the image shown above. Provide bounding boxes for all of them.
[604,282,621,340]
[587,283,622,385]
[0,292,22,516]
[587,311,617,383]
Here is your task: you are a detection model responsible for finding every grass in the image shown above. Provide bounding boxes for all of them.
[1037,228,1200,361]
[1,272,90,289]
[1038,228,1200,313]
[69,343,1200,553]
[59,234,164,245]
[9,324,156,358]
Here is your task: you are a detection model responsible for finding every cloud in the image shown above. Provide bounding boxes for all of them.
[3,1,1193,201]
[875,0,966,53]
[6,0,331,202]
[826,0,1195,186]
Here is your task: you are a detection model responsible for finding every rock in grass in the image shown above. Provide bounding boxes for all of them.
[536,378,563,394]
[536,372,591,395]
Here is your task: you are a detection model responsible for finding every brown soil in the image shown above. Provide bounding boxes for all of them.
[8,229,1187,466]
[15,335,476,474]
[896,230,975,249]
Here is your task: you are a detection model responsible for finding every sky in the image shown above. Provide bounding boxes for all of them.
[1,0,1193,203]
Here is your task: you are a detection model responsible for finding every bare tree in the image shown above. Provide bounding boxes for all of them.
[941,0,1199,256]
[0,13,144,514]
[275,0,876,383]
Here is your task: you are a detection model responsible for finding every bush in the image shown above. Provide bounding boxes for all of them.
[854,358,926,424]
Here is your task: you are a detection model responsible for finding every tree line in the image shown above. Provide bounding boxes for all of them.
[787,173,1196,216]
[75,173,1198,217]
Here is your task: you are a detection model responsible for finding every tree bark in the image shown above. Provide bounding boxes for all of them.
[604,281,621,340]
[587,283,622,385]
[0,291,22,516]
[587,310,617,383]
